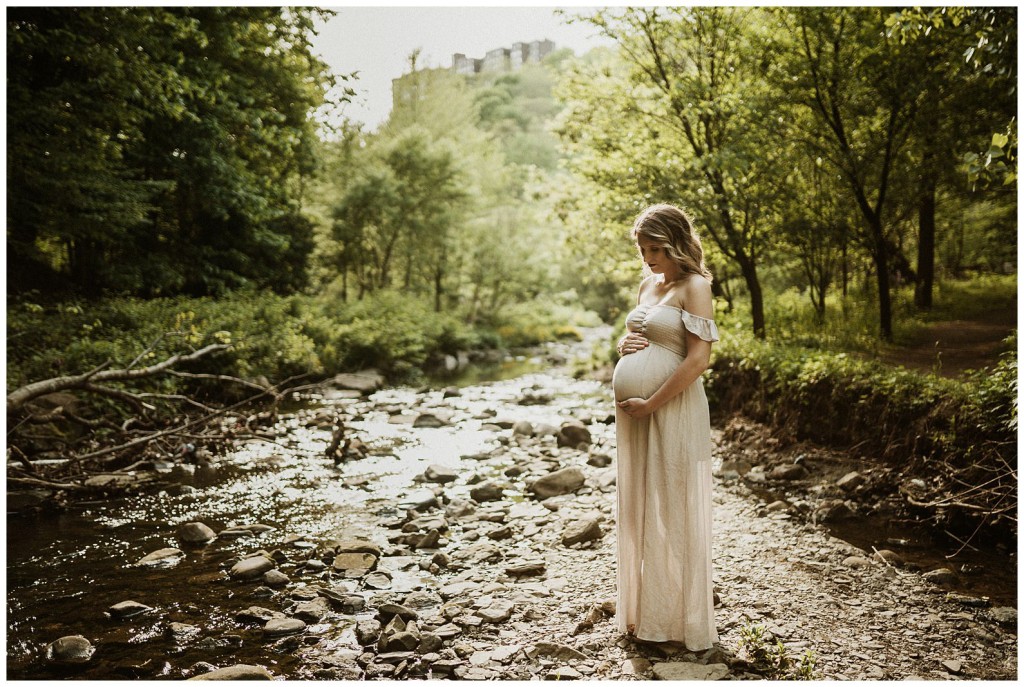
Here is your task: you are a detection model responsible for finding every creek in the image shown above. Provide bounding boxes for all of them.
[6,325,1015,680]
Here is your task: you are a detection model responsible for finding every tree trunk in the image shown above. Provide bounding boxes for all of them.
[737,254,766,339]
[915,166,937,309]
[870,232,894,341]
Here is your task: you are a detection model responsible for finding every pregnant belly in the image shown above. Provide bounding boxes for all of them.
[612,347,680,401]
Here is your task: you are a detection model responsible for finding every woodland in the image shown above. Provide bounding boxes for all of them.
[5,7,1018,541]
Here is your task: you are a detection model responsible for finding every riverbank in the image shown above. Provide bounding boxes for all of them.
[7,354,1016,680]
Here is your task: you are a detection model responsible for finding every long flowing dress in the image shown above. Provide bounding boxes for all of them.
[611,303,720,649]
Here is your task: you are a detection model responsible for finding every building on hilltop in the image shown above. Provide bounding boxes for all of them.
[451,39,555,75]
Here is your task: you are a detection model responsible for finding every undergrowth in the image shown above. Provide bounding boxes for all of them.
[737,623,819,680]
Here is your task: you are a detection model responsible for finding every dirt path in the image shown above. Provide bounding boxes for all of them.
[876,307,1016,377]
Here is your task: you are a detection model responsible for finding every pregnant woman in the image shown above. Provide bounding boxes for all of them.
[611,204,720,650]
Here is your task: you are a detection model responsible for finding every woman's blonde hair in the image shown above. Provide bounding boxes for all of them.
[631,204,713,282]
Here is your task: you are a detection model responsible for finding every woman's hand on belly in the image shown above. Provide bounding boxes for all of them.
[617,331,649,356]
[617,396,655,419]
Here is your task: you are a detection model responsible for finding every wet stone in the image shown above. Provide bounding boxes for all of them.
[332,538,382,557]
[263,569,290,587]
[236,606,283,625]
[46,635,95,664]
[263,618,306,637]
[135,547,185,568]
[230,555,276,580]
[292,597,331,623]
[187,664,275,680]
[178,522,217,544]
[105,600,155,623]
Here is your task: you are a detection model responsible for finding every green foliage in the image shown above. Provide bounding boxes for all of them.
[7,7,336,297]
[6,288,600,396]
[737,623,818,680]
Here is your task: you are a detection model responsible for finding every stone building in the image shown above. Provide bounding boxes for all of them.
[451,39,555,75]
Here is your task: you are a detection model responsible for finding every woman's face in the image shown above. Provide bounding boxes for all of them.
[637,237,671,276]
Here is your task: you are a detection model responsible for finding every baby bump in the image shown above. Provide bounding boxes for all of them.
[612,347,681,401]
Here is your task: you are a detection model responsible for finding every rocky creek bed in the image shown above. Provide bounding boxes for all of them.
[6,346,1018,681]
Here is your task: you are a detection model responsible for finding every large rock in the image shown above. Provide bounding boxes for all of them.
[292,597,331,624]
[556,420,591,448]
[178,522,217,545]
[46,635,95,664]
[505,560,546,577]
[652,662,729,680]
[188,664,274,680]
[229,555,276,580]
[377,603,419,623]
[331,538,382,557]
[561,518,603,547]
[529,467,586,499]
[330,370,384,393]
[135,547,185,568]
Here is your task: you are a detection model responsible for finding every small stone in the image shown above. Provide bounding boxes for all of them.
[46,635,95,664]
[586,453,612,468]
[546,667,583,680]
[330,370,384,393]
[766,500,789,512]
[941,660,962,675]
[108,600,153,620]
[622,657,652,675]
[531,642,589,662]
[235,606,281,624]
[292,597,331,623]
[332,538,383,557]
[385,631,421,652]
[988,606,1017,627]
[505,560,546,577]
[769,464,807,480]
[874,549,904,567]
[418,633,444,653]
[363,572,392,589]
[530,467,586,499]
[556,420,591,448]
[378,603,419,623]
[842,555,872,568]
[922,568,958,586]
[561,518,602,546]
[355,619,382,646]
[836,471,865,491]
[262,569,290,587]
[512,421,535,437]
[477,600,515,623]
[178,522,217,544]
[229,555,276,580]
[470,481,505,503]
[652,662,730,680]
[263,618,306,637]
[487,526,513,541]
[332,552,378,572]
[135,547,185,568]
[187,664,274,680]
[413,413,447,428]
[423,464,458,484]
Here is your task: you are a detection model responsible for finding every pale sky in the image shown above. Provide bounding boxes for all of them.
[310,6,614,131]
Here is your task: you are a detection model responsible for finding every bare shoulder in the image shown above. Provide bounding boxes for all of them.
[677,274,714,318]
[637,274,658,300]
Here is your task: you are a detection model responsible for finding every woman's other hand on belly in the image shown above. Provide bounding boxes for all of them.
[618,331,649,356]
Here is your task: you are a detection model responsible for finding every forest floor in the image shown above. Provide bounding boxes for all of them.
[875,304,1016,377]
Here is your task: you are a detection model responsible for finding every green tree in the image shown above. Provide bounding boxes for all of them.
[559,7,782,338]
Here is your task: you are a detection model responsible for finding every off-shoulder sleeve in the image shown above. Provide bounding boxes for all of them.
[680,309,720,343]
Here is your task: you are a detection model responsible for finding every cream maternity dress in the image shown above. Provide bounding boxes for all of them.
[611,303,720,649]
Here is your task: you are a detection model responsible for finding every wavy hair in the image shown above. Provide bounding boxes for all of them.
[631,204,713,282]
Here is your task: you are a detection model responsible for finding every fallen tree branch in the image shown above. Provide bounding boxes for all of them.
[7,476,86,491]
[7,343,229,413]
